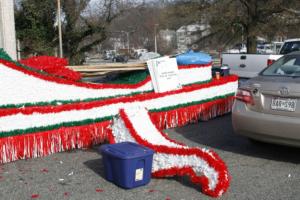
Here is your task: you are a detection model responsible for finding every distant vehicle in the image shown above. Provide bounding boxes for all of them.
[228,42,283,55]
[222,38,300,78]
[256,43,265,54]
[257,42,284,54]
[133,49,148,58]
[232,51,300,147]
[226,43,247,54]
[103,50,116,60]
[279,38,300,54]
[139,52,161,61]
[257,44,273,54]
[272,42,284,54]
[112,54,129,63]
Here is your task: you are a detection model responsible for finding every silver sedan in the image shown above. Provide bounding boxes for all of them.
[232,51,300,147]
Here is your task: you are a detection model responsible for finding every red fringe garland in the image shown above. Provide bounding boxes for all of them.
[0,95,233,174]
[118,109,230,198]
[19,56,82,82]
[0,121,111,164]
[150,96,235,130]
[177,62,212,69]
[19,56,69,69]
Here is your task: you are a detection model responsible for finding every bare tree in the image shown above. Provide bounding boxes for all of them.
[105,2,162,51]
[159,0,300,53]
[207,0,300,53]
[15,0,128,64]
[61,0,127,64]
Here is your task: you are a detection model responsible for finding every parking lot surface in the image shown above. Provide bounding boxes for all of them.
[0,114,299,200]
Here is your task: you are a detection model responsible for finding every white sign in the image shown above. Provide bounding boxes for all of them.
[147,56,181,93]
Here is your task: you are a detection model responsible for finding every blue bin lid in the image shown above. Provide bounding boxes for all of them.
[176,50,211,65]
[100,142,154,159]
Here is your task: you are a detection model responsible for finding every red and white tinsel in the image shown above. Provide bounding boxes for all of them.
[110,107,230,197]
[0,56,238,197]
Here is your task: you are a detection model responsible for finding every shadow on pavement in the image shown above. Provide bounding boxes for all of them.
[84,158,106,179]
[173,114,300,164]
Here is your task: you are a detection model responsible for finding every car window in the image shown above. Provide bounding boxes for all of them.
[261,55,300,77]
[283,58,296,66]
[280,41,300,54]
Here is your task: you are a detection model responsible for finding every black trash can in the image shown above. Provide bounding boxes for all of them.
[221,66,230,76]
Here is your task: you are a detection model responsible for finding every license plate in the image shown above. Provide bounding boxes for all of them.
[271,98,297,112]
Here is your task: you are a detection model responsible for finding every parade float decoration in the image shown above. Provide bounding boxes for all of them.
[0,49,237,197]
[111,107,230,197]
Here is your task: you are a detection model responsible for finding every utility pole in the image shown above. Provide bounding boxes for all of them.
[122,29,135,54]
[0,0,17,59]
[126,32,130,54]
[154,24,159,53]
[17,40,21,60]
[57,0,63,58]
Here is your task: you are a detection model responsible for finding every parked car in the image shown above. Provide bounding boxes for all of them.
[139,52,161,61]
[103,50,116,60]
[272,42,284,54]
[133,49,148,58]
[279,39,300,54]
[226,43,247,54]
[232,51,300,147]
[112,54,129,63]
[222,38,300,78]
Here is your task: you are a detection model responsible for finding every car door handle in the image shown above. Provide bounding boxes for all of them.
[240,64,246,68]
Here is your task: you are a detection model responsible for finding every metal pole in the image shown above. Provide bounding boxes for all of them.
[127,32,129,53]
[241,25,244,43]
[17,39,21,60]
[154,25,158,53]
[57,0,63,58]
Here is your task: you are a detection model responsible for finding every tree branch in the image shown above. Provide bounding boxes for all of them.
[282,7,300,16]
[78,34,107,53]
[238,0,250,10]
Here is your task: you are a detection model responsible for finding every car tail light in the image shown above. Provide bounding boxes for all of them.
[267,59,275,66]
[235,89,254,105]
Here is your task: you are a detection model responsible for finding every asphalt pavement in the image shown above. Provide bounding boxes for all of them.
[0,114,299,200]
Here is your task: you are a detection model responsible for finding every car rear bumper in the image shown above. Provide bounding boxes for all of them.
[232,101,300,147]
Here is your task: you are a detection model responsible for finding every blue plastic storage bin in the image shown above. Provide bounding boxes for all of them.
[100,142,154,189]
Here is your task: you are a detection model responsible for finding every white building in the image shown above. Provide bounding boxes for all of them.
[176,24,210,53]
[159,29,176,44]
[110,37,124,50]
